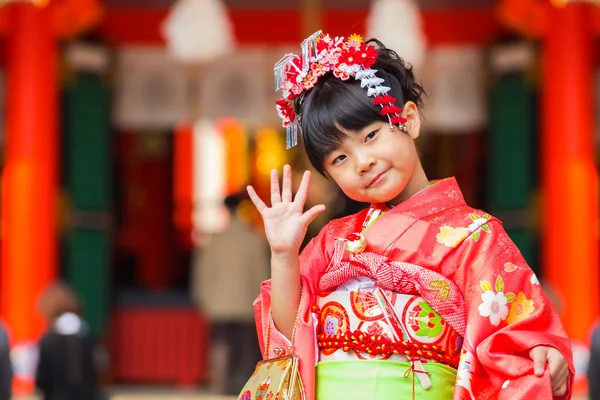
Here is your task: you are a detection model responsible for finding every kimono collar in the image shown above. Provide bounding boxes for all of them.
[364,177,466,254]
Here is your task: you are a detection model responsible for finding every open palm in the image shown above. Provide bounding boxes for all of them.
[247,165,326,255]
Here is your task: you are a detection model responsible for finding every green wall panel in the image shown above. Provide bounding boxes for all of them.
[488,75,535,211]
[67,230,109,335]
[66,76,111,210]
[64,74,111,335]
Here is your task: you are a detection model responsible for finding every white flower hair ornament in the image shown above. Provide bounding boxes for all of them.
[274,31,408,149]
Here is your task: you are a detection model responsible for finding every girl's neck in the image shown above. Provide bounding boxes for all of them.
[388,163,430,206]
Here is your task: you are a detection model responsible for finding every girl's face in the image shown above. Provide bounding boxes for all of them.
[323,102,429,206]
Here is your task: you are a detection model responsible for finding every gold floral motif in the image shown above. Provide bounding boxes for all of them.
[348,33,363,43]
[436,226,469,248]
[507,292,534,325]
[427,280,451,301]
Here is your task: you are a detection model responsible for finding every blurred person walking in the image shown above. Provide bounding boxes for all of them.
[191,194,269,394]
[0,321,12,400]
[588,322,600,399]
[35,282,102,400]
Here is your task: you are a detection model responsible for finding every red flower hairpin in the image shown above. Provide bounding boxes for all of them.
[274,31,408,149]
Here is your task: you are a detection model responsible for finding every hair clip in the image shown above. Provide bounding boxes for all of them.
[274,31,407,149]
[274,53,299,92]
[300,30,322,72]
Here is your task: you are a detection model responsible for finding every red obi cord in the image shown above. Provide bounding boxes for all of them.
[317,329,460,369]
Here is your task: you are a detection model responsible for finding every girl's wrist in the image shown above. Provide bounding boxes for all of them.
[270,249,299,262]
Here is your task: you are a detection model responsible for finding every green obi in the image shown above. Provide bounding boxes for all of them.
[316,360,456,400]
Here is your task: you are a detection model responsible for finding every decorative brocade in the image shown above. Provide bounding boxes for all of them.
[319,253,467,337]
[316,286,461,366]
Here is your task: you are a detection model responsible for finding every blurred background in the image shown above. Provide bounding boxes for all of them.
[0,0,598,398]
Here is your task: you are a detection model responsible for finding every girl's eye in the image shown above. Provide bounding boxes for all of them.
[365,130,378,142]
[332,154,346,165]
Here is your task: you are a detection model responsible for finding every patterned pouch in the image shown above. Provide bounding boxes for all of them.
[238,354,305,400]
[238,289,306,400]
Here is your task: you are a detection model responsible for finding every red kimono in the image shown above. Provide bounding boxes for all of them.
[254,177,574,399]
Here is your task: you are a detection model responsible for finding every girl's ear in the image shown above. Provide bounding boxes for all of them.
[403,101,421,140]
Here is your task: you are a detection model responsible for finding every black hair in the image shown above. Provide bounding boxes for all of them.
[224,193,245,212]
[295,39,425,176]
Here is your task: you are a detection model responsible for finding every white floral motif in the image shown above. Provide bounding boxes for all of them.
[468,218,488,232]
[530,274,540,285]
[478,290,508,326]
[261,377,271,385]
[466,213,491,242]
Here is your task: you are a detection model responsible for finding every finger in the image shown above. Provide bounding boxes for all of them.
[301,204,326,226]
[281,164,292,202]
[551,369,566,394]
[270,169,281,205]
[550,364,569,393]
[552,381,567,397]
[547,350,564,379]
[294,170,311,207]
[246,185,267,213]
[529,347,547,376]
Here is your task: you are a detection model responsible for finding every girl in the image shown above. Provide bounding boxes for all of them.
[247,32,573,399]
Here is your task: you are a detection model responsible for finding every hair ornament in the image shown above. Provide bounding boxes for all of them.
[274,31,408,148]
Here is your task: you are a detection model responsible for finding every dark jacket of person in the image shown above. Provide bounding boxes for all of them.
[589,323,600,400]
[0,323,12,400]
[35,313,100,400]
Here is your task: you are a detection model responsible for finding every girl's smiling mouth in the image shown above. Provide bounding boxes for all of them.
[367,168,390,188]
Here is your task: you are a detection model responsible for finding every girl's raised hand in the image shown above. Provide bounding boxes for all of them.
[247,165,326,255]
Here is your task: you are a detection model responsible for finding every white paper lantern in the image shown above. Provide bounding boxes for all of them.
[366,0,427,71]
[192,118,227,233]
[162,0,236,64]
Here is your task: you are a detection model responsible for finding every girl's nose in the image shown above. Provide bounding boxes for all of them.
[356,154,376,174]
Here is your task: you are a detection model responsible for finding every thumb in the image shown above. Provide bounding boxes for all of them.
[301,204,326,226]
[529,347,548,376]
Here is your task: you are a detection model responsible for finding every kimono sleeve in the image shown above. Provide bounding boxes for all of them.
[451,218,574,400]
[252,225,333,399]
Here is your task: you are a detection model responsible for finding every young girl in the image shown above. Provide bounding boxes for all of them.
[247,31,573,399]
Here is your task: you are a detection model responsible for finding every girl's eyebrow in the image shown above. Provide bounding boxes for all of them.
[326,143,342,155]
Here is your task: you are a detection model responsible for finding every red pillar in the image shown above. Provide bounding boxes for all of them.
[0,3,58,393]
[542,3,599,343]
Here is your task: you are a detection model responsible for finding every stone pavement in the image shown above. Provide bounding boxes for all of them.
[13,388,590,400]
[15,388,237,400]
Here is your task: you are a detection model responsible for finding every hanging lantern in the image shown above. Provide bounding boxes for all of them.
[365,0,427,71]
[193,118,227,233]
[162,0,236,64]
[217,118,248,197]
[251,126,287,202]
[254,127,287,179]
